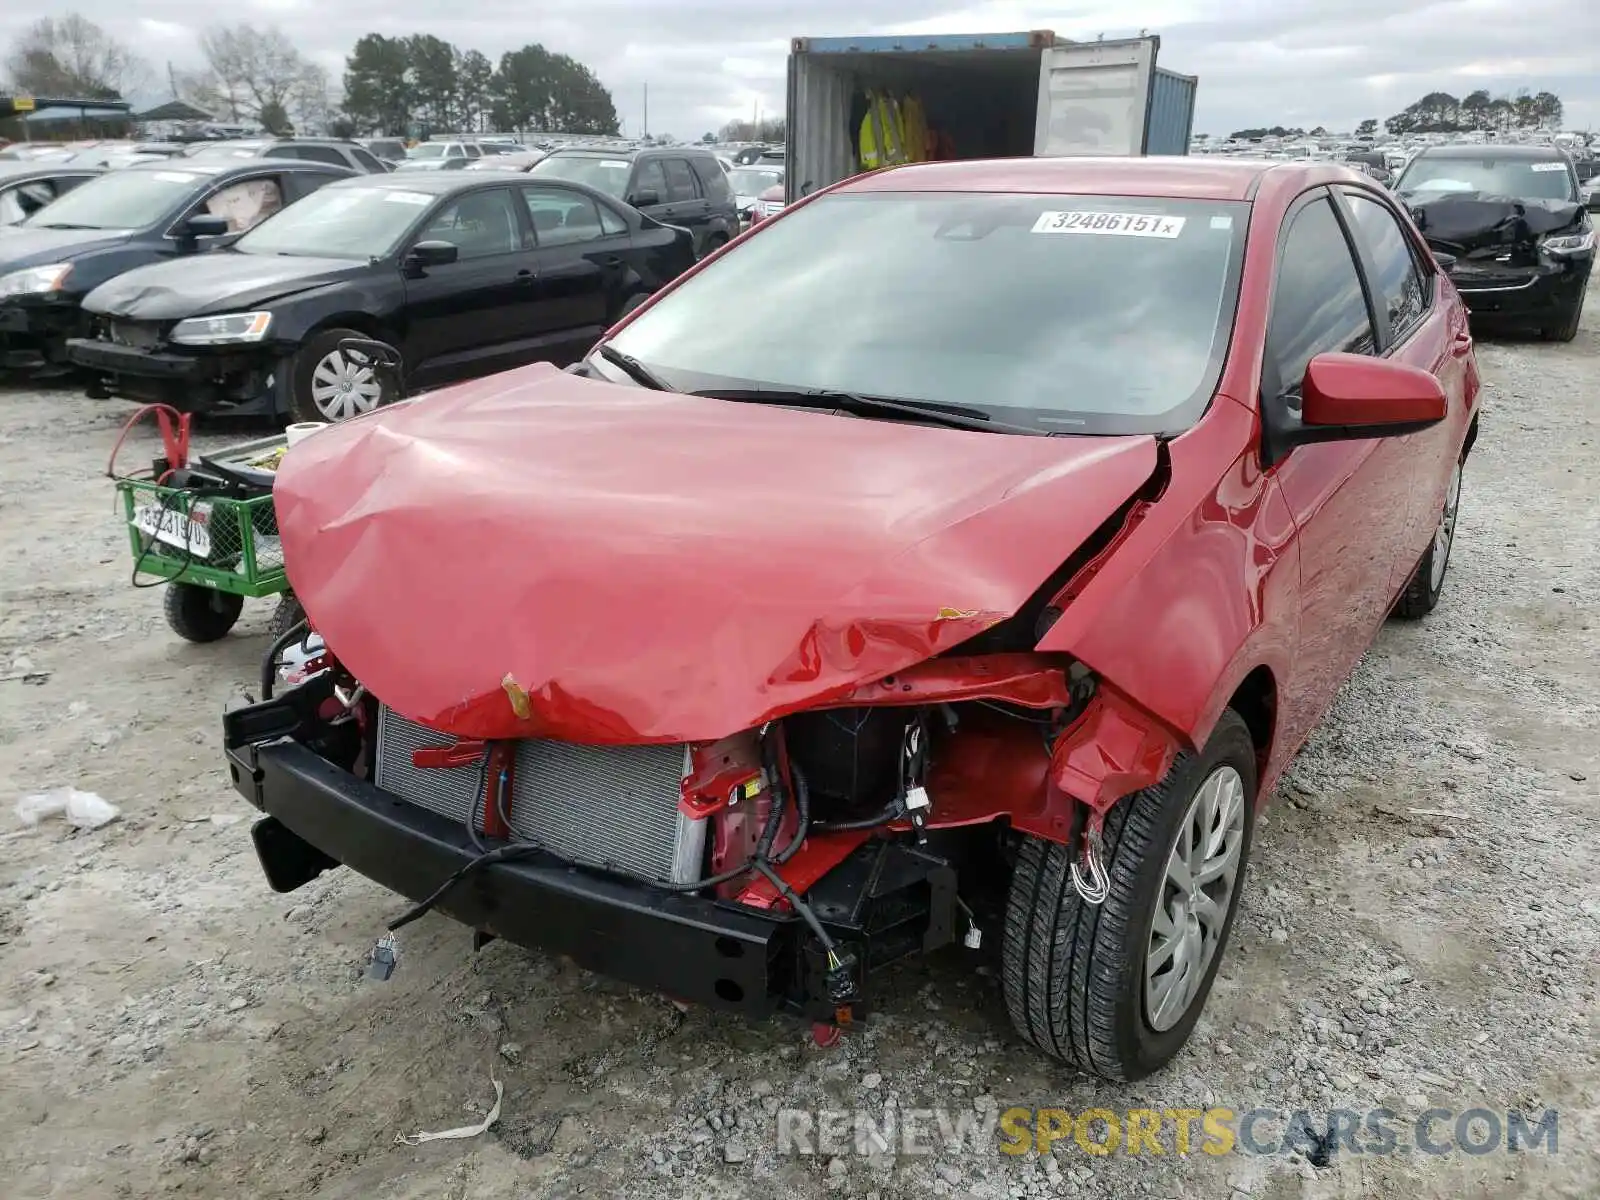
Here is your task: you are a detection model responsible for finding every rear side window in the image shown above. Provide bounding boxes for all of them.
[690,156,731,202]
[523,185,608,247]
[662,159,699,202]
[1266,196,1375,404]
[295,145,350,168]
[351,147,385,173]
[1342,191,1428,343]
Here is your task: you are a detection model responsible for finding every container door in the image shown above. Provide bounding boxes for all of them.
[1033,36,1159,158]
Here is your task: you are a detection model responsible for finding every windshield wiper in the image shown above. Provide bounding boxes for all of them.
[595,343,673,392]
[694,387,1045,435]
[31,222,100,230]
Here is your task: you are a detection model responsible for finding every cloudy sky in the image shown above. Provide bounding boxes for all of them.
[6,0,1598,138]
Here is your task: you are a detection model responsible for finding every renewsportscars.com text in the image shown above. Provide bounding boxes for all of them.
[775,1105,1559,1159]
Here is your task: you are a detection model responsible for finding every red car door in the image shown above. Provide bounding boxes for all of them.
[1334,185,1475,598]
[1259,192,1417,753]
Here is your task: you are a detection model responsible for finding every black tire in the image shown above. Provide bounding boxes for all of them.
[1393,454,1464,619]
[700,233,729,259]
[1540,295,1584,343]
[163,584,244,643]
[1002,709,1258,1081]
[286,327,400,424]
[616,292,650,321]
[267,594,306,641]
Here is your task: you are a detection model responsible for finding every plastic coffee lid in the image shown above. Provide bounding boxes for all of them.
[285,422,328,447]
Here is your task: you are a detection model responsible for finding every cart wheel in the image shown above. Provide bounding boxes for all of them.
[163,584,244,643]
[267,594,307,641]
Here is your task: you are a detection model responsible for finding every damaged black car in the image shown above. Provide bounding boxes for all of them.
[1395,143,1597,342]
[69,172,697,422]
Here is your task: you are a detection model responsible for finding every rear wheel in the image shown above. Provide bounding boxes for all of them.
[1541,295,1584,343]
[1002,709,1257,1080]
[163,584,244,643]
[289,328,398,424]
[1393,456,1463,619]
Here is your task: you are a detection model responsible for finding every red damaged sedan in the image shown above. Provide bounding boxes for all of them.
[227,156,1479,1080]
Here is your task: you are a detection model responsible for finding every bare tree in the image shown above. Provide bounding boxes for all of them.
[290,64,334,136]
[197,23,306,125]
[3,14,151,98]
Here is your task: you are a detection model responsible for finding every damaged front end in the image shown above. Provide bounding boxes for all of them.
[224,632,1185,1025]
[1407,194,1594,322]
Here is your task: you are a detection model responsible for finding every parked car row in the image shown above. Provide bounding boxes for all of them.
[0,155,697,417]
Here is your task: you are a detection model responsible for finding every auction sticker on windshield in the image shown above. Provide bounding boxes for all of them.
[383,191,433,205]
[1529,163,1568,172]
[131,501,212,558]
[1032,211,1186,237]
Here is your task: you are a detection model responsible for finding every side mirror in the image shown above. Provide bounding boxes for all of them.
[1300,352,1448,435]
[627,189,660,208]
[182,213,231,240]
[1432,250,1457,272]
[403,240,458,274]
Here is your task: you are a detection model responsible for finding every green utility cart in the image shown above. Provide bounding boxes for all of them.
[115,434,302,642]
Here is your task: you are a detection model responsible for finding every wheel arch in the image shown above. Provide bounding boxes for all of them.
[1224,664,1278,782]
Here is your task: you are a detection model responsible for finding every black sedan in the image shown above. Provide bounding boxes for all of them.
[69,172,698,421]
[0,163,103,226]
[1395,143,1598,342]
[0,159,353,373]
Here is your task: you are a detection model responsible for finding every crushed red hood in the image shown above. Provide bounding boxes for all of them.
[273,364,1158,742]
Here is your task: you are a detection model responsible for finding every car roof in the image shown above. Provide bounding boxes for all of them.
[322,171,505,195]
[1413,143,1570,161]
[837,156,1368,202]
[118,158,351,179]
[0,161,104,180]
[547,146,717,160]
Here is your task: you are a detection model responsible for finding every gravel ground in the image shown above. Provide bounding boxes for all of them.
[1,287,1597,1200]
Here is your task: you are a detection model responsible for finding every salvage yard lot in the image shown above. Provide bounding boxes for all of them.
[1,289,1597,1200]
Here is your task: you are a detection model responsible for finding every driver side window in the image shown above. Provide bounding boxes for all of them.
[203,177,285,233]
[1265,196,1375,412]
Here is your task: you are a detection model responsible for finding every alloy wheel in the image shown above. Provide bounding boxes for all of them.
[309,348,384,421]
[1145,764,1246,1032]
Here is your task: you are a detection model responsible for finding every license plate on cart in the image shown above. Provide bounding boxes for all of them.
[131,502,212,557]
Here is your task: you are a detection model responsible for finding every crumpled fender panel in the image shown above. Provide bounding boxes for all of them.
[272,363,1160,743]
[1036,397,1299,781]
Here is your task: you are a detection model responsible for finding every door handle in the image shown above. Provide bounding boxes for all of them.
[515,268,535,285]
[597,255,625,269]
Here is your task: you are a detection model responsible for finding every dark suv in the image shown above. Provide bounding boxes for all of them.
[1394,143,1597,341]
[531,146,737,257]
[185,138,391,175]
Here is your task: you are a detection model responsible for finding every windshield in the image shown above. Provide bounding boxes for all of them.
[728,167,783,196]
[234,185,430,258]
[604,192,1248,435]
[530,155,632,198]
[409,144,448,159]
[21,169,203,230]
[1398,156,1577,202]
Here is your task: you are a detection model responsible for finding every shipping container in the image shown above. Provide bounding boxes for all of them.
[785,32,1198,201]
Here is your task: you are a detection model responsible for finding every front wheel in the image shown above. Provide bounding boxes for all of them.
[288,328,399,424]
[1002,709,1257,1080]
[163,584,244,643]
[1540,294,1584,343]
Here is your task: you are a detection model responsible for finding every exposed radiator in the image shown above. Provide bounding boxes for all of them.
[373,705,706,884]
